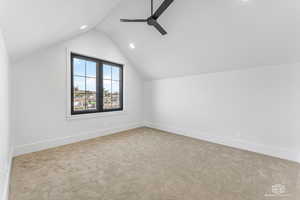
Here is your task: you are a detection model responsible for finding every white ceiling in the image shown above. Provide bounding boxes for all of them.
[1,0,300,79]
[0,0,120,61]
[98,0,300,79]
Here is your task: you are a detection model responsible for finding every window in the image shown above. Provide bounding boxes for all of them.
[71,53,123,115]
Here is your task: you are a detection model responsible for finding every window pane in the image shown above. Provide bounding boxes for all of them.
[86,61,96,77]
[86,78,96,92]
[73,76,86,111]
[103,64,112,80]
[73,76,85,91]
[112,67,120,81]
[112,95,120,109]
[74,92,86,111]
[86,92,97,110]
[86,77,97,110]
[103,80,112,110]
[112,81,120,108]
[112,81,119,95]
[73,58,85,76]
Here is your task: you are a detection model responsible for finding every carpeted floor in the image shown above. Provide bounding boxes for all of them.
[10,127,300,200]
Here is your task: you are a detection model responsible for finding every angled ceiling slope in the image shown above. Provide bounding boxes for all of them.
[0,0,121,62]
[98,0,300,80]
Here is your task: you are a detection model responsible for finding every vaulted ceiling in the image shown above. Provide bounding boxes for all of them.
[1,0,300,79]
[97,0,300,79]
[0,0,120,61]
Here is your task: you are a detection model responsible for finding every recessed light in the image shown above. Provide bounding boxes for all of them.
[80,25,88,30]
[129,43,135,49]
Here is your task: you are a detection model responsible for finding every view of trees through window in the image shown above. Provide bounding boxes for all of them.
[103,64,120,110]
[71,54,123,114]
[73,58,97,111]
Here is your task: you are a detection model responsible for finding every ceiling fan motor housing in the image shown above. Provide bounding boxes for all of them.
[147,17,157,26]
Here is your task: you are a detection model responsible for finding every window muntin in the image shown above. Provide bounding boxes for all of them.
[71,53,123,115]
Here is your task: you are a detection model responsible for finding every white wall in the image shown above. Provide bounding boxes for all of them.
[10,27,300,164]
[0,28,12,200]
[12,30,144,155]
[145,64,300,162]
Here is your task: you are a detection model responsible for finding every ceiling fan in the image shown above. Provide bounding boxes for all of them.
[120,0,174,35]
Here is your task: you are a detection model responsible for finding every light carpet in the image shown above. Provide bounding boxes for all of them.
[10,127,300,200]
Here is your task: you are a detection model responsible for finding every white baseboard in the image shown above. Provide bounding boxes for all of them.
[145,121,300,163]
[1,148,13,200]
[13,122,144,157]
[12,121,300,162]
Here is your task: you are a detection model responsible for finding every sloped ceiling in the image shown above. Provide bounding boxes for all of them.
[98,0,300,79]
[0,0,121,62]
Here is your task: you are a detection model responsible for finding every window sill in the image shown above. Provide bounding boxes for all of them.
[66,110,127,120]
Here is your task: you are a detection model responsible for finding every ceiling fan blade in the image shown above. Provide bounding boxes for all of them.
[152,20,167,35]
[153,0,174,19]
[151,0,154,15]
[120,19,147,22]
